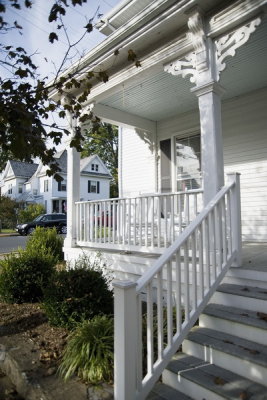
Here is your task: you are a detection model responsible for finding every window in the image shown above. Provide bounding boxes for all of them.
[176,134,201,191]
[44,180,49,192]
[91,163,99,172]
[58,180,67,191]
[18,183,23,194]
[8,184,12,194]
[88,180,100,193]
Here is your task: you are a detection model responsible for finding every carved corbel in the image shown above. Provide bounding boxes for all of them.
[164,8,208,83]
[215,16,261,80]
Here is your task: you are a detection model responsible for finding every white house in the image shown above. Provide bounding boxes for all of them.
[50,0,267,399]
[0,151,112,213]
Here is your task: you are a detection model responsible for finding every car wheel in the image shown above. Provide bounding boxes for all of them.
[60,225,67,234]
[27,227,35,235]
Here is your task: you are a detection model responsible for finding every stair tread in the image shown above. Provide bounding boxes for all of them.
[217,283,267,300]
[148,382,193,400]
[186,327,267,367]
[203,303,267,329]
[166,353,267,399]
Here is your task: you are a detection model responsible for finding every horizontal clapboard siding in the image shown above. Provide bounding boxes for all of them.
[223,88,267,242]
[120,126,156,197]
[157,87,267,241]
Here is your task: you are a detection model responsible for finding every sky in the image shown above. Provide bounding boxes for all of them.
[1,0,122,153]
[2,0,121,79]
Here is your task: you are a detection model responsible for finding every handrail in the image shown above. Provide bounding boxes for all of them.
[113,173,241,399]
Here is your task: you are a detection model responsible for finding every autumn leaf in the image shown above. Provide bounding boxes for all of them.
[49,32,58,43]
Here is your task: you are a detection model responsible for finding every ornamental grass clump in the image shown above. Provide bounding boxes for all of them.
[26,226,64,261]
[58,315,114,384]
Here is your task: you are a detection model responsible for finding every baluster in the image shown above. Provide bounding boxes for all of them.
[157,271,163,362]
[137,295,143,391]
[178,195,182,234]
[185,193,189,226]
[112,201,116,244]
[166,261,173,347]
[127,198,131,245]
[147,282,154,376]
[99,202,102,243]
[215,203,222,272]
[133,198,137,245]
[103,201,106,243]
[226,192,232,254]
[175,250,182,334]
[108,201,111,244]
[145,197,148,247]
[199,224,204,299]
[191,232,197,311]
[194,193,198,219]
[170,194,174,242]
[151,197,155,248]
[122,199,126,245]
[183,241,190,323]
[157,196,161,248]
[221,196,227,264]
[204,217,211,289]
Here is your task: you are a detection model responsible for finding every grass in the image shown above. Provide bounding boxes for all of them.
[0,229,16,234]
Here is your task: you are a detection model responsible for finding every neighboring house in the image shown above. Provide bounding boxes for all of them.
[0,151,112,213]
[50,0,267,399]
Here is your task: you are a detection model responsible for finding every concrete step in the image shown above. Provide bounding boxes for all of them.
[147,382,193,399]
[200,303,267,346]
[211,283,267,313]
[224,266,267,289]
[183,327,267,386]
[163,353,267,400]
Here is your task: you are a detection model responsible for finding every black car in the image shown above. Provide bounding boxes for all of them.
[16,213,67,236]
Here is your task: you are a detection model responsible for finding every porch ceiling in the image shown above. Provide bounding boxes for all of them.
[99,17,267,122]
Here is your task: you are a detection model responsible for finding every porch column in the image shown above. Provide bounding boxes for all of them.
[64,138,80,248]
[192,82,225,205]
[63,102,80,248]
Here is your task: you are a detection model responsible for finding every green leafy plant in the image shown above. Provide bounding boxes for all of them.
[42,255,113,328]
[58,315,114,384]
[18,203,46,224]
[26,226,64,261]
[0,248,56,303]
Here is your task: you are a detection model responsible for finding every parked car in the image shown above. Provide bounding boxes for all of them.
[16,213,67,235]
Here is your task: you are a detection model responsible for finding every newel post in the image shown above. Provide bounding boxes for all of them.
[113,280,138,400]
[227,172,242,267]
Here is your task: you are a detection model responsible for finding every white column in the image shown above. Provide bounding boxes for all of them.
[192,82,225,205]
[64,140,80,248]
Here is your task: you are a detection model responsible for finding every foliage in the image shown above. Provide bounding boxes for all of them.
[18,203,46,223]
[0,1,140,180]
[42,255,113,328]
[82,123,118,197]
[58,315,114,384]
[0,195,20,229]
[0,248,56,303]
[26,227,64,261]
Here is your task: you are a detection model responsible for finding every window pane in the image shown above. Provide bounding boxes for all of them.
[176,134,201,191]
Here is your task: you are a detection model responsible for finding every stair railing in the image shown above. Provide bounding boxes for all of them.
[113,173,241,400]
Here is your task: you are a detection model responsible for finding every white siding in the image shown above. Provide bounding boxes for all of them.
[120,126,156,197]
[80,175,110,201]
[157,87,267,242]
[223,88,267,242]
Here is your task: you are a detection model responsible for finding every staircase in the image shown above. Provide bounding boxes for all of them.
[148,264,267,399]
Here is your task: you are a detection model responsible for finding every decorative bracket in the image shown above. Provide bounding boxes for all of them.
[215,17,261,80]
[164,52,197,83]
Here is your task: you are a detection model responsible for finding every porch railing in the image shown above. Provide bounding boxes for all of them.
[113,173,241,399]
[75,189,203,252]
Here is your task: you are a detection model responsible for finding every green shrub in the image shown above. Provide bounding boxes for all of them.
[42,256,113,328]
[18,203,45,224]
[0,249,56,303]
[58,315,114,384]
[26,227,64,261]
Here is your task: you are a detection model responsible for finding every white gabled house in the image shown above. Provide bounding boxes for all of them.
[50,0,267,398]
[0,151,112,214]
